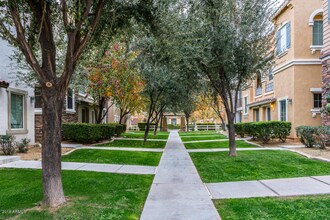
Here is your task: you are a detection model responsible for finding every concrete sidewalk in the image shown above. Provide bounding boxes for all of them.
[140,131,221,220]
[0,160,156,175]
[206,176,330,199]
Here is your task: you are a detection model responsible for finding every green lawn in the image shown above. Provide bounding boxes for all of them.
[97,139,166,149]
[179,131,220,136]
[190,150,330,183]
[122,132,169,140]
[181,135,227,142]
[215,195,330,220]
[62,149,162,166]
[184,140,257,149]
[0,169,153,220]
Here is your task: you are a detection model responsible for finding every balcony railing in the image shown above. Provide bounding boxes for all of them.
[255,87,262,96]
[265,82,274,93]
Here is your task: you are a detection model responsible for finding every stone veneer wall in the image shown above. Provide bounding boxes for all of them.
[34,104,79,142]
[322,58,330,126]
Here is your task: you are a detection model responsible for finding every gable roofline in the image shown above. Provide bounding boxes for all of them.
[272,0,292,21]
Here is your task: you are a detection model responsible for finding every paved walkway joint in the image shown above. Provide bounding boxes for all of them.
[140,131,221,220]
[206,176,330,199]
[0,160,156,175]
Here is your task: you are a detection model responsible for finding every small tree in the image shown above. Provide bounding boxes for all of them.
[0,0,158,207]
[191,0,274,156]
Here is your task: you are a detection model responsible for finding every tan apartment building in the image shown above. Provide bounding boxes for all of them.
[322,0,330,125]
[238,0,323,139]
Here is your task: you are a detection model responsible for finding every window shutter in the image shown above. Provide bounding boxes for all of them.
[286,22,291,49]
[276,31,280,55]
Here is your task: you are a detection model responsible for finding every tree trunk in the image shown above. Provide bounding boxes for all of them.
[227,115,237,157]
[159,114,163,132]
[41,88,66,207]
[154,121,159,136]
[185,116,189,132]
[144,114,152,143]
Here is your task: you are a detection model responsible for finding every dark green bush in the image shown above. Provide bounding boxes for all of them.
[234,121,292,143]
[138,122,156,131]
[108,123,126,137]
[62,123,125,143]
[233,123,245,138]
[0,135,16,155]
[274,121,292,142]
[168,124,181,129]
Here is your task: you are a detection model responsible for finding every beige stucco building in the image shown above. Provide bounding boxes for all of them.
[238,0,323,139]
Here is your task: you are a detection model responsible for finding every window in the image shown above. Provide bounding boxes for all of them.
[313,21,323,46]
[279,100,287,121]
[34,87,42,108]
[314,93,322,108]
[266,107,271,121]
[244,97,248,114]
[66,89,75,111]
[11,93,24,129]
[276,22,291,55]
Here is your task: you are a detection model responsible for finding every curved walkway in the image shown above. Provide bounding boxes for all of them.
[140,131,221,220]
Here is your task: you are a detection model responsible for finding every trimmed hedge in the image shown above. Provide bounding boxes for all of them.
[168,124,181,129]
[296,126,330,149]
[62,123,126,143]
[109,123,127,137]
[138,122,156,131]
[234,121,291,143]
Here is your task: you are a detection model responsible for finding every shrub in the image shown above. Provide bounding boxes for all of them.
[138,122,156,131]
[98,124,116,140]
[296,126,330,148]
[0,135,16,155]
[17,138,30,153]
[273,121,291,142]
[233,123,245,138]
[168,124,181,129]
[108,123,126,137]
[296,126,318,148]
[234,121,292,143]
[317,126,330,149]
[62,123,103,143]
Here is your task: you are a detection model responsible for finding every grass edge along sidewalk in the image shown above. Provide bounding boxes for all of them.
[184,140,257,149]
[96,139,167,149]
[190,150,330,183]
[214,195,330,220]
[62,149,162,166]
[0,169,153,219]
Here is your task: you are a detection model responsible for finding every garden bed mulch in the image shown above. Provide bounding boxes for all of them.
[294,147,330,160]
[11,147,73,160]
